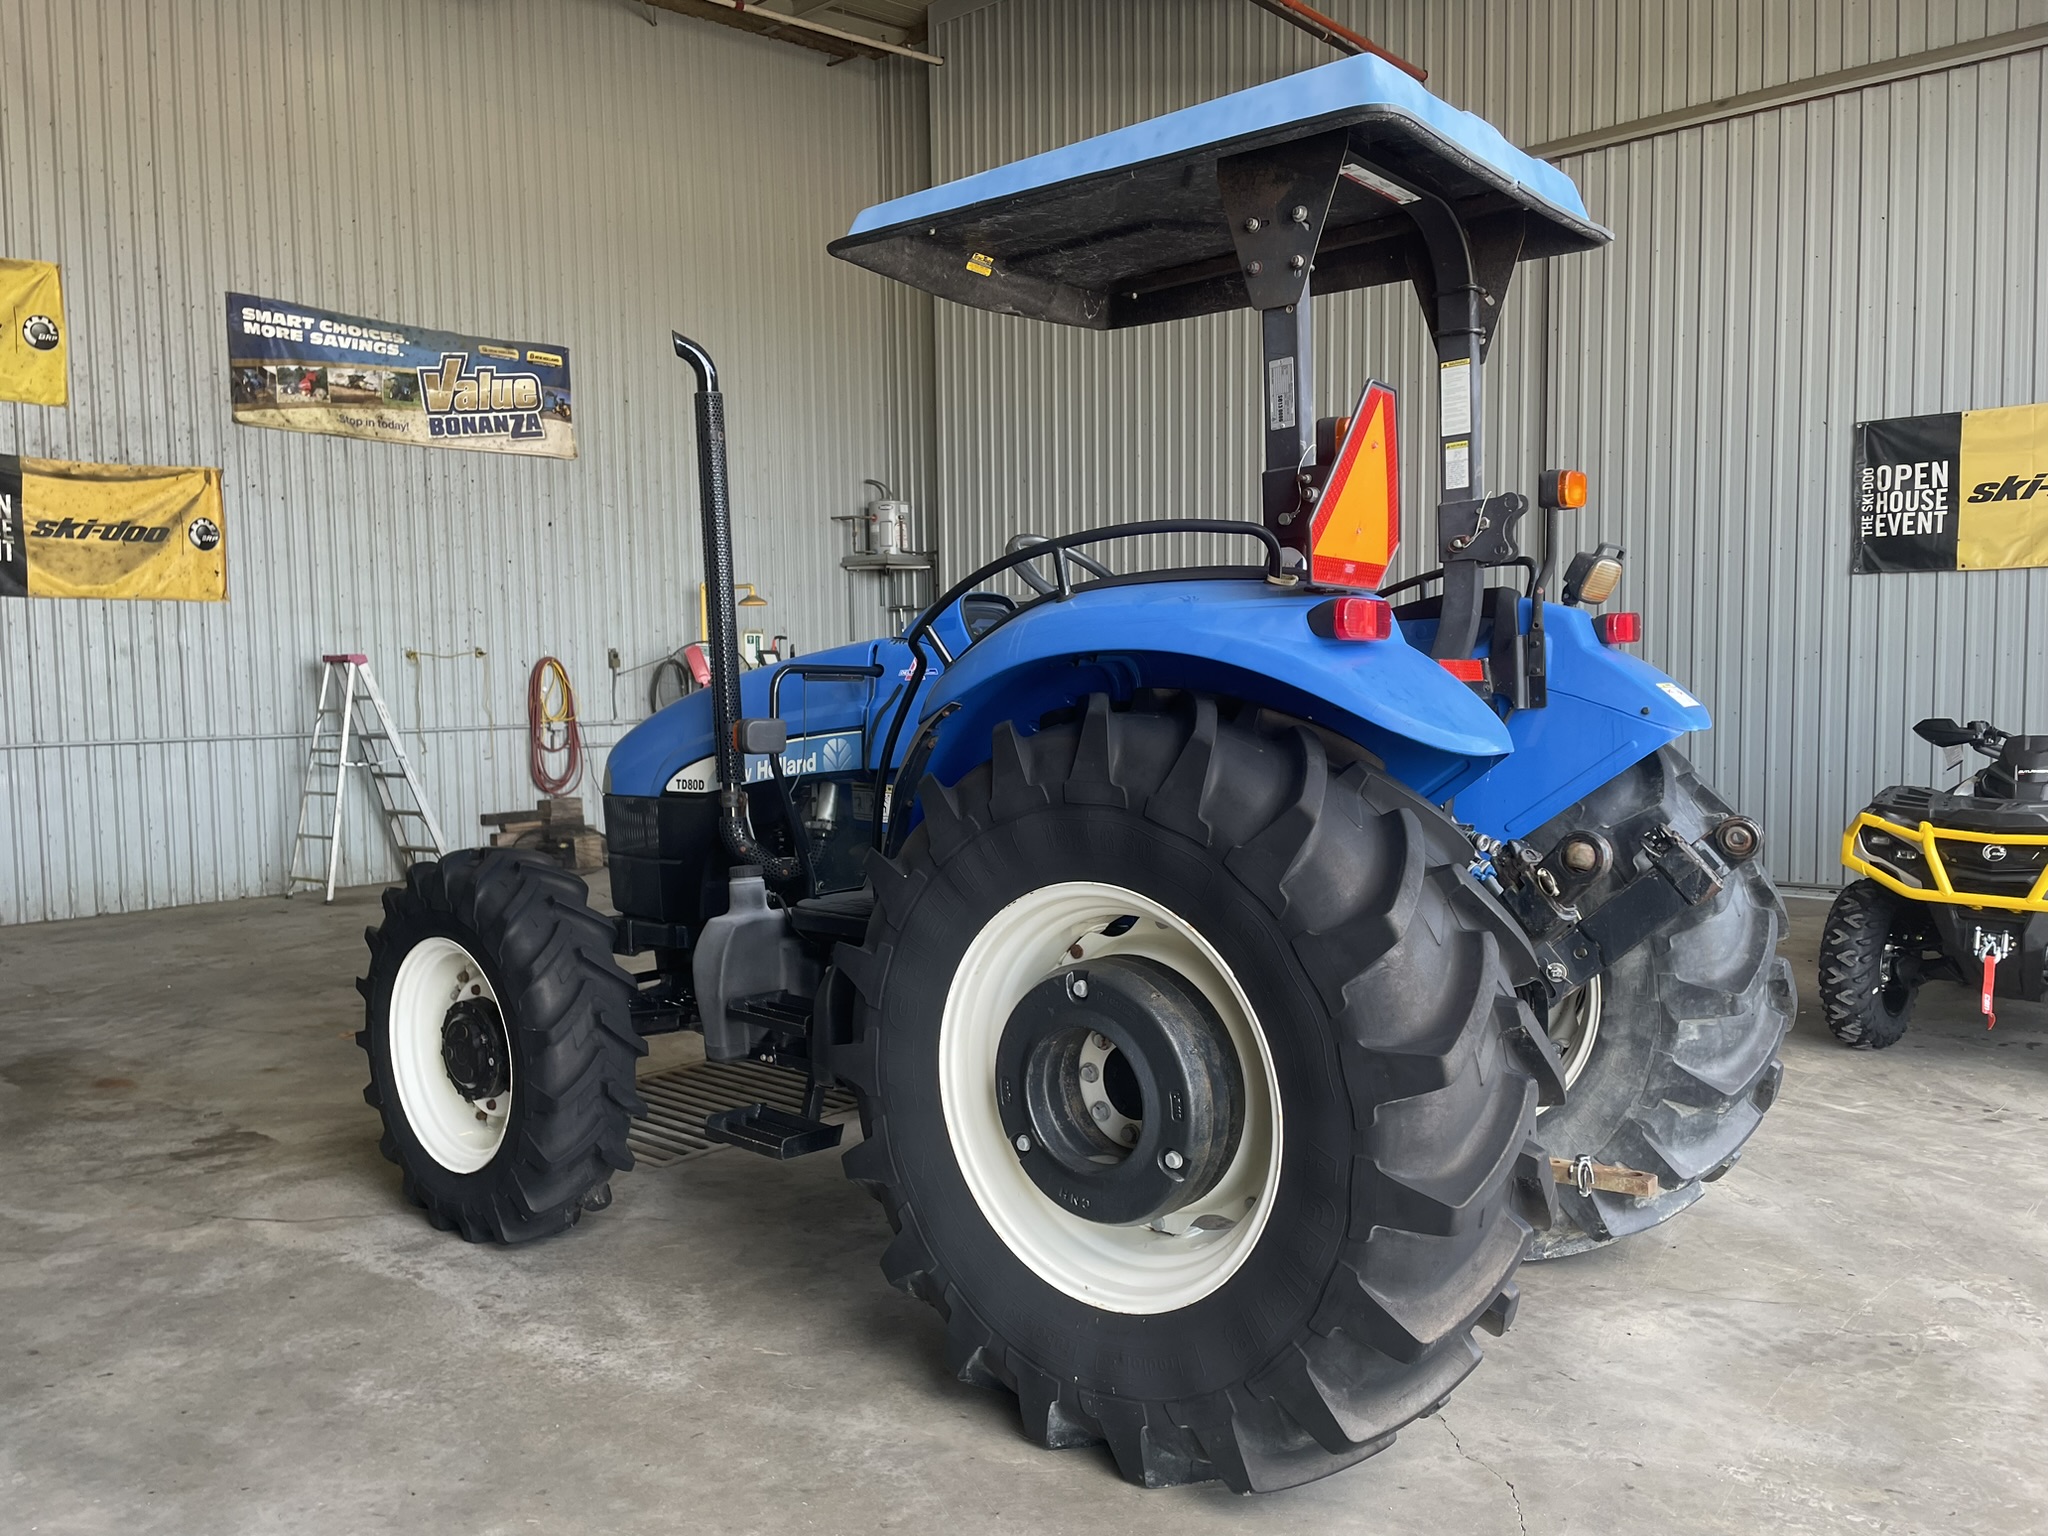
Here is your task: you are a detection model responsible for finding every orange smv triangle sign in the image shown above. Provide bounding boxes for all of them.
[1310,381,1399,589]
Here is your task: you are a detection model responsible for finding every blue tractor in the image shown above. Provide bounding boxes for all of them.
[358,57,1792,1493]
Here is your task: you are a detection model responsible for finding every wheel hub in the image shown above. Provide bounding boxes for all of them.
[440,998,510,1102]
[996,956,1243,1226]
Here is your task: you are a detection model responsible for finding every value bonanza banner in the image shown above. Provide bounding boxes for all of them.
[0,455,226,602]
[1851,402,2048,573]
[225,292,575,459]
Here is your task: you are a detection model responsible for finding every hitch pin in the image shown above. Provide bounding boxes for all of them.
[1973,927,2015,1029]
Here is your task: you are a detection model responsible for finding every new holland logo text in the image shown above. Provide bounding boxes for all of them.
[417,352,545,441]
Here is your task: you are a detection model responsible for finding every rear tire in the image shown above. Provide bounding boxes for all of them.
[1817,879,1920,1049]
[836,694,1556,1492]
[358,850,645,1242]
[1526,749,1793,1259]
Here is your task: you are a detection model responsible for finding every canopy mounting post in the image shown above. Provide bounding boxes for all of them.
[1218,131,1350,562]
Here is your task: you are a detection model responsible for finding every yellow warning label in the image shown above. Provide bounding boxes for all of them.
[966,252,996,277]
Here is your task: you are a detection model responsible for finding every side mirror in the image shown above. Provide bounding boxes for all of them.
[1913,717,1974,748]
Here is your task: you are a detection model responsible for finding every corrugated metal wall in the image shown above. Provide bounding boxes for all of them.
[925,0,2048,888]
[0,0,931,921]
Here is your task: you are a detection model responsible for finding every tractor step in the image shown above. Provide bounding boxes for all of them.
[628,1057,855,1168]
[702,1102,844,1160]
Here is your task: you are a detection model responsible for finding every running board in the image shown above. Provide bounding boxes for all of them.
[628,1058,855,1168]
[702,1102,844,1160]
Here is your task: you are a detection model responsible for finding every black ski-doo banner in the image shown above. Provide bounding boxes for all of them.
[1851,412,1960,573]
[0,453,27,598]
[1853,402,2048,573]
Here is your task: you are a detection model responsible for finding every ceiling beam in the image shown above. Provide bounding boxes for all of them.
[642,0,943,65]
[1242,0,1425,81]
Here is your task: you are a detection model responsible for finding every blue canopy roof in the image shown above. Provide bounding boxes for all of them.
[831,54,1608,330]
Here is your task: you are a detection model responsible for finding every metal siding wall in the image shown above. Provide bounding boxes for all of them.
[0,0,931,921]
[927,0,2048,888]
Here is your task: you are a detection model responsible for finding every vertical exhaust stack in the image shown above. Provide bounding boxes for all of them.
[672,332,799,882]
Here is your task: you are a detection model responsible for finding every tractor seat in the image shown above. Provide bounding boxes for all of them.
[788,887,876,945]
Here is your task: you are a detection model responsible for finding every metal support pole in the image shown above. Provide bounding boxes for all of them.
[1259,298,1316,552]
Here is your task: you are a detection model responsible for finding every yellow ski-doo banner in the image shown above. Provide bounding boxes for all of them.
[0,455,226,602]
[0,258,68,406]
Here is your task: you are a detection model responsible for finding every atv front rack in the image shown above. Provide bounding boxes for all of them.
[1844,809,2048,914]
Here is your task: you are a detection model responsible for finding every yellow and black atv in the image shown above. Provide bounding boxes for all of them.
[1822,717,2048,1045]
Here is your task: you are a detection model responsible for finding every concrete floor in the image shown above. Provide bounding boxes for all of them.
[2,882,2044,1536]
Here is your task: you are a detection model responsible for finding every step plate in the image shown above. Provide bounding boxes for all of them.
[628,1058,856,1169]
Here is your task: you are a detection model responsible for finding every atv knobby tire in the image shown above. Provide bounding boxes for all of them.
[1526,749,1793,1258]
[835,694,1558,1492]
[359,849,645,1242]
[1817,878,1920,1049]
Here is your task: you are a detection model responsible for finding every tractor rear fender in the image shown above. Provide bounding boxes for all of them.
[1446,600,1712,841]
[917,579,1511,798]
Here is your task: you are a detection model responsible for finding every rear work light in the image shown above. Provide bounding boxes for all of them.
[1307,595,1393,642]
[1594,611,1642,645]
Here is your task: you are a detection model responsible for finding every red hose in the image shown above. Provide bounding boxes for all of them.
[528,656,583,797]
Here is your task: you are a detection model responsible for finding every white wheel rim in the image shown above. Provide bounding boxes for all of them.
[940,882,1281,1314]
[1544,974,1604,1104]
[389,936,512,1173]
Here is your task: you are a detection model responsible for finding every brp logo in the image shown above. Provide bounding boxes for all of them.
[1983,845,2008,863]
[21,314,59,351]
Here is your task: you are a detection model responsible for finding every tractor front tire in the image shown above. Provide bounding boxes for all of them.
[1817,878,1920,1049]
[358,849,644,1242]
[1527,749,1794,1259]
[836,694,1555,1492]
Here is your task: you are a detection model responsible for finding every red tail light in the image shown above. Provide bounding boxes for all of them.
[1595,611,1642,645]
[1307,595,1393,642]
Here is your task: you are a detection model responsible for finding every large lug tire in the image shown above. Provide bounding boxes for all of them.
[1817,878,1921,1049]
[835,694,1557,1493]
[358,849,646,1242]
[1526,748,1794,1259]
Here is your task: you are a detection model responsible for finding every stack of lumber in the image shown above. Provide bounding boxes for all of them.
[481,796,606,871]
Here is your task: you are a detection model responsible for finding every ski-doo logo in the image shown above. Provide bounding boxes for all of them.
[1967,472,2048,503]
[417,352,546,442]
[29,517,173,545]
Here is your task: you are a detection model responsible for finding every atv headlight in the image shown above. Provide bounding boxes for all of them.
[1855,827,1924,888]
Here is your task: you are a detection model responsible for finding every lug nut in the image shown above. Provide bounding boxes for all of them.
[1091,1032,1112,1051]
[1091,1102,1111,1122]
[1080,1063,1099,1083]
[1122,1126,1138,1145]
[1014,1134,1032,1154]
[1163,1149,1185,1170]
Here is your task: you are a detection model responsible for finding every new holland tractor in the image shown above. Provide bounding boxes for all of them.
[357,56,1792,1493]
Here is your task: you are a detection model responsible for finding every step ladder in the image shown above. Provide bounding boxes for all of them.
[287,654,447,902]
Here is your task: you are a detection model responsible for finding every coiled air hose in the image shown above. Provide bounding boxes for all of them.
[528,656,583,796]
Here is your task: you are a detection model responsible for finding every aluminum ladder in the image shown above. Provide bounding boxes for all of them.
[287,653,447,902]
